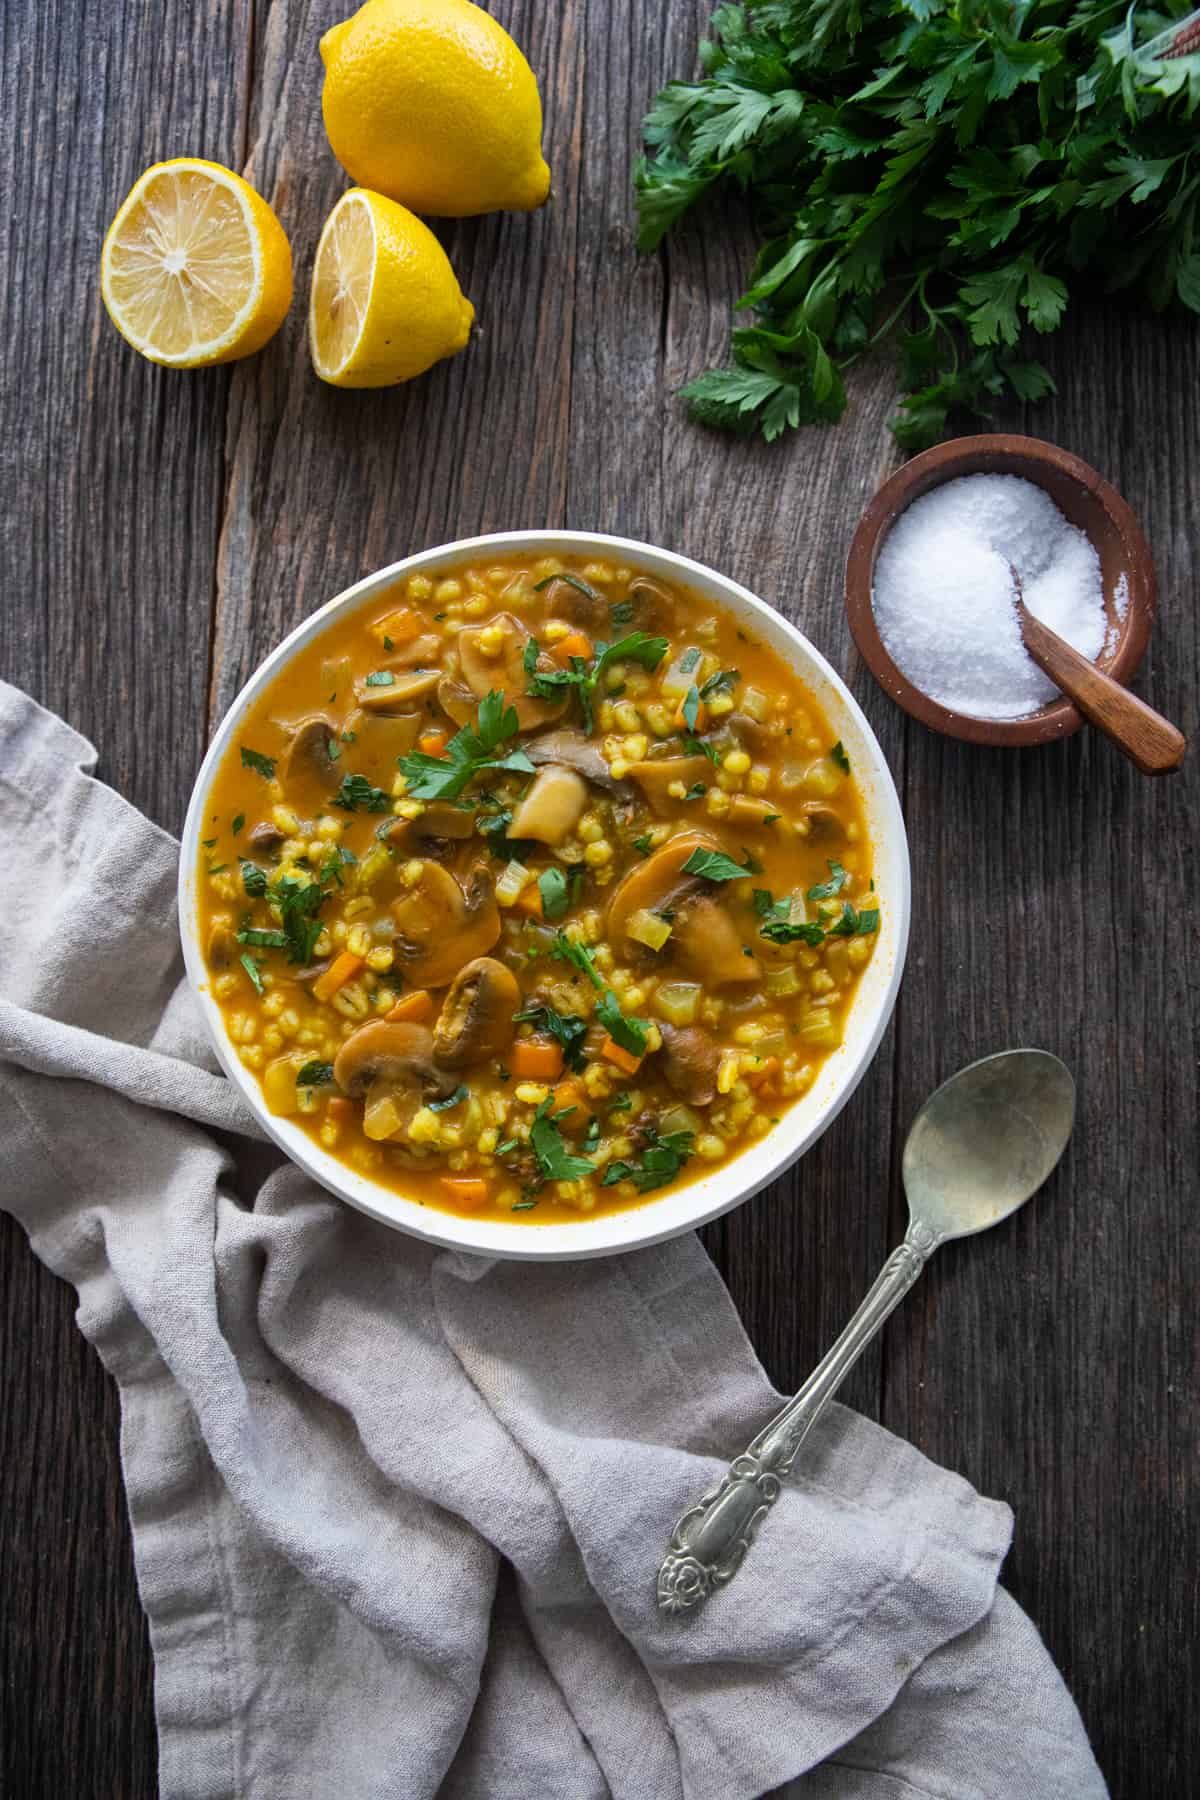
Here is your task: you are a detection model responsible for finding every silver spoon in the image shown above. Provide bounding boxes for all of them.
[657,1048,1076,1615]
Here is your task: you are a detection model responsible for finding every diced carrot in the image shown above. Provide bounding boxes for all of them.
[552,630,592,665]
[600,1034,644,1076]
[510,1039,565,1081]
[440,1177,490,1211]
[385,989,434,1024]
[513,883,544,918]
[313,951,364,1002]
[328,1097,356,1122]
[373,606,425,646]
[673,695,708,731]
[550,1078,586,1113]
[417,729,448,757]
[745,1055,780,1087]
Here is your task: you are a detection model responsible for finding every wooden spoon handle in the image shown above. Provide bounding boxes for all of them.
[1019,606,1185,776]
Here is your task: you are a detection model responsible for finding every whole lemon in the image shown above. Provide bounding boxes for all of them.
[309,188,474,387]
[320,0,550,217]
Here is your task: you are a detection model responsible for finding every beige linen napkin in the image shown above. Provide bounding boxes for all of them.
[0,681,1106,1800]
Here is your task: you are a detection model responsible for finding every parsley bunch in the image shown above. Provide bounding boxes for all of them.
[637,1,1200,448]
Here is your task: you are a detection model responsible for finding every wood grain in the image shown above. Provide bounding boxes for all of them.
[1,1,1197,1795]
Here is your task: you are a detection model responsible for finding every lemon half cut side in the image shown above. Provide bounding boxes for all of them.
[100,158,293,368]
[308,188,474,389]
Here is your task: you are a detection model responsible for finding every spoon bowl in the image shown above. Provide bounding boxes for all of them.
[903,1048,1075,1241]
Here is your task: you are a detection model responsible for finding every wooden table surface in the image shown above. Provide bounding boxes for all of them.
[2,3,1197,1794]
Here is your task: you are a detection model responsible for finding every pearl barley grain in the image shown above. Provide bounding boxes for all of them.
[872,473,1106,720]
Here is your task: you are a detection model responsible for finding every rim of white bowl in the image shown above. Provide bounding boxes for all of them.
[180,531,910,1261]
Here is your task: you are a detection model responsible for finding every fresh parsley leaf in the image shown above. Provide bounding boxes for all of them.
[429,1084,469,1112]
[202,837,217,848]
[512,1004,589,1073]
[496,1138,520,1156]
[538,866,569,921]
[530,1099,596,1182]
[269,876,327,965]
[856,907,880,935]
[830,740,850,774]
[365,670,395,687]
[682,847,752,882]
[332,773,391,813]
[684,781,707,800]
[525,633,669,735]
[680,647,701,673]
[754,886,825,946]
[297,1061,335,1088]
[236,924,288,949]
[239,953,265,994]
[601,1125,693,1194]
[533,571,601,600]
[764,812,781,826]
[240,746,276,780]
[523,637,540,676]
[632,833,654,855]
[241,861,269,898]
[398,691,535,802]
[595,990,648,1057]
[231,814,245,836]
[828,901,880,938]
[739,850,764,876]
[607,1091,633,1113]
[549,931,603,990]
[699,667,738,700]
[582,1117,602,1153]
[686,735,721,766]
[807,860,849,901]
[511,1198,540,1211]
[681,684,701,731]
[610,599,634,626]
[207,864,229,875]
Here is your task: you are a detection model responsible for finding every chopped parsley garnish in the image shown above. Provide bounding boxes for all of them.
[332,773,391,813]
[607,1091,633,1113]
[807,860,849,901]
[239,953,265,994]
[429,1084,469,1112]
[610,599,634,626]
[829,901,879,938]
[327,739,341,762]
[207,863,228,875]
[240,746,276,780]
[679,647,701,673]
[511,1198,540,1212]
[382,635,394,651]
[341,730,357,744]
[235,924,288,949]
[512,1004,589,1073]
[582,1117,602,1152]
[530,1099,596,1182]
[764,812,781,826]
[495,1138,520,1156]
[231,813,245,836]
[525,631,669,734]
[595,990,648,1058]
[602,1125,694,1194]
[687,735,721,766]
[681,684,701,731]
[753,887,826,946]
[830,740,850,774]
[202,837,217,848]
[538,866,570,921]
[549,930,603,989]
[632,833,654,855]
[682,847,753,882]
[296,1061,335,1088]
[268,875,328,964]
[398,690,534,802]
[699,668,738,700]
[533,570,601,600]
[684,781,707,800]
[365,670,395,687]
[241,861,269,898]
[318,846,356,886]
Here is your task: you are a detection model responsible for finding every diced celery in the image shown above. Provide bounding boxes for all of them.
[660,1104,705,1139]
[495,860,533,906]
[802,757,843,798]
[653,981,702,1026]
[660,649,704,700]
[320,654,353,696]
[765,965,803,998]
[629,908,673,951]
[741,685,770,722]
[799,1008,842,1050]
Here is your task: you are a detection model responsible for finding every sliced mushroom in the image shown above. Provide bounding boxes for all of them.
[626,755,714,816]
[333,1021,458,1140]
[606,830,719,946]
[383,801,478,854]
[353,668,441,713]
[437,674,476,729]
[524,729,627,794]
[540,576,608,634]
[248,820,284,851]
[341,706,424,768]
[626,575,679,633]
[391,862,501,988]
[433,956,521,1068]
[659,1024,721,1107]
[727,711,774,754]
[800,802,845,841]
[509,765,588,845]
[282,716,340,809]
[386,632,442,669]
[458,613,567,731]
[207,922,237,969]
[673,894,760,985]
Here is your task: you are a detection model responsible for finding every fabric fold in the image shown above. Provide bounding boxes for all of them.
[0,681,1106,1800]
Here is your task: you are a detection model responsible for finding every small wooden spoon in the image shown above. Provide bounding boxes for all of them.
[1013,573,1185,776]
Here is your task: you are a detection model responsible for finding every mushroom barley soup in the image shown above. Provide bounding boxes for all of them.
[198,558,880,1221]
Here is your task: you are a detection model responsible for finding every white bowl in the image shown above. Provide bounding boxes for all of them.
[180,532,910,1260]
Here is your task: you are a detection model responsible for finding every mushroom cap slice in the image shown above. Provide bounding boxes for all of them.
[353,668,440,713]
[540,576,608,633]
[509,764,588,845]
[673,894,761,985]
[659,1023,721,1106]
[605,829,721,947]
[384,800,478,853]
[626,575,678,633]
[458,612,567,731]
[437,674,476,729]
[433,956,521,1068]
[341,706,424,769]
[207,922,237,969]
[391,861,501,988]
[524,729,627,794]
[282,716,340,811]
[801,802,845,841]
[626,756,714,816]
[332,1020,457,1100]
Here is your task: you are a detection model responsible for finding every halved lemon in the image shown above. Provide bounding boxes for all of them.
[308,188,474,388]
[100,158,293,368]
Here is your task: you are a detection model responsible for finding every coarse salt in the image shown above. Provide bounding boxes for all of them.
[872,473,1108,720]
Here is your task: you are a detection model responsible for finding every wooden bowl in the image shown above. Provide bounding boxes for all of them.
[844,434,1156,746]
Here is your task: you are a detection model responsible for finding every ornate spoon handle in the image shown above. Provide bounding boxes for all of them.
[657,1218,941,1615]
